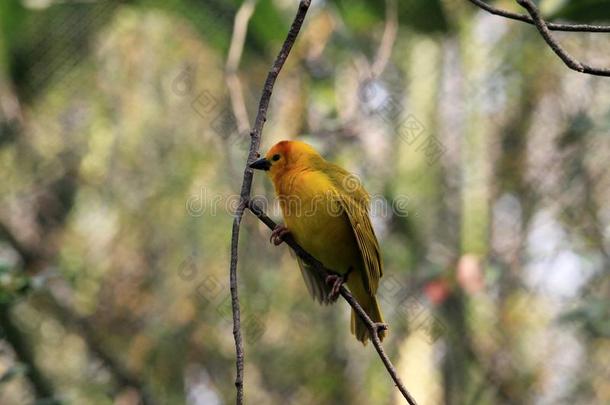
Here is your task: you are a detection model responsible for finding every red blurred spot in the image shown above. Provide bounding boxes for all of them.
[457,254,484,294]
[424,279,451,305]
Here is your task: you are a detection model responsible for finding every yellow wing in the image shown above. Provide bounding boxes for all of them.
[324,163,383,294]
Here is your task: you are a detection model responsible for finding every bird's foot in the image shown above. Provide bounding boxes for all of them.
[270,225,290,246]
[372,322,388,339]
[325,269,351,302]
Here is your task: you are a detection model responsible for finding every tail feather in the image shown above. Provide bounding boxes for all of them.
[351,296,386,344]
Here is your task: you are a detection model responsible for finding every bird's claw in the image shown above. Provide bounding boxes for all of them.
[373,322,388,332]
[373,322,388,339]
[270,225,290,246]
[325,274,346,302]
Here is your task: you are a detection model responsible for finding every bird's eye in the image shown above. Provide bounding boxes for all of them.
[272,154,280,161]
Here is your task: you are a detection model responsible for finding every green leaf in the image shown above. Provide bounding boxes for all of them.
[551,0,610,23]
[332,0,384,33]
[135,0,235,51]
[248,0,289,49]
[397,0,448,33]
[333,0,447,34]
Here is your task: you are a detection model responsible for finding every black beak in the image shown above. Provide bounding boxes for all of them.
[249,157,271,171]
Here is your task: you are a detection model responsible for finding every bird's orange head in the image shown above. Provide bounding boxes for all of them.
[249,140,321,180]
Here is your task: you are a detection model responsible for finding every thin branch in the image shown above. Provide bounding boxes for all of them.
[247,200,418,405]
[467,0,610,76]
[515,0,610,76]
[228,1,312,404]
[371,0,398,78]
[224,0,257,181]
[225,0,257,135]
[466,0,610,33]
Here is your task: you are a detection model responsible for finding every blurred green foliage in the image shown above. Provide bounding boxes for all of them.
[552,0,610,22]
[0,0,609,404]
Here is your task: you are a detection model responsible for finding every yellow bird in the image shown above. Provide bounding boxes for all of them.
[250,140,386,343]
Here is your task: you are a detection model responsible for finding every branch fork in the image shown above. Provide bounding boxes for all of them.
[468,0,610,76]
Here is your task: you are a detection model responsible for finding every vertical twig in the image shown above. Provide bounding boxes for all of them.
[225,0,258,135]
[228,1,312,404]
[371,0,398,78]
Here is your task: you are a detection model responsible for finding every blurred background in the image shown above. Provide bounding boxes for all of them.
[1,0,609,404]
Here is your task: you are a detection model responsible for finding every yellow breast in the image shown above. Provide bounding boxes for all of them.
[273,169,361,274]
